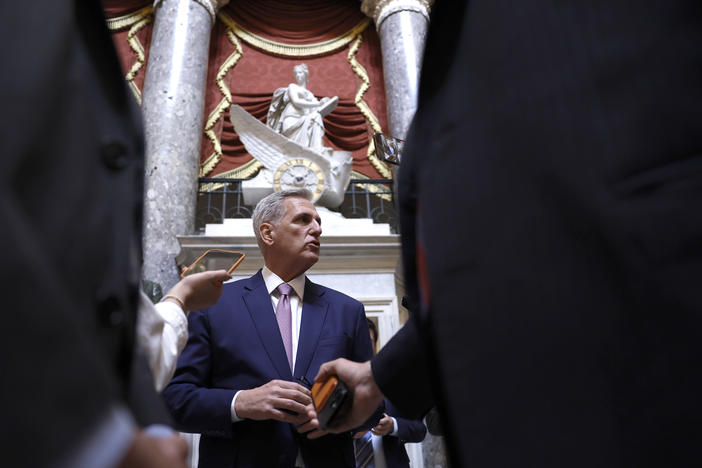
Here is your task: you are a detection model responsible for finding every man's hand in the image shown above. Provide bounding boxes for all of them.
[371,413,394,436]
[235,380,312,425]
[312,359,384,434]
[163,270,231,312]
[296,402,328,439]
[118,431,188,468]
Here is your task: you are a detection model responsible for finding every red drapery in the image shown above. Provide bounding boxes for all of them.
[227,0,368,43]
[105,0,389,179]
[103,0,150,17]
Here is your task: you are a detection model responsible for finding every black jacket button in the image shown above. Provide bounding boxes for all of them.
[101,141,128,170]
[97,295,125,327]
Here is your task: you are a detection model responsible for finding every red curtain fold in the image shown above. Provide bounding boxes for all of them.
[213,95,380,177]
[102,0,151,19]
[222,0,366,44]
[103,0,389,179]
[203,18,388,179]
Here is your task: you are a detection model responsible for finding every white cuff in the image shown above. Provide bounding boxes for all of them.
[390,417,399,436]
[231,390,244,422]
[155,300,188,335]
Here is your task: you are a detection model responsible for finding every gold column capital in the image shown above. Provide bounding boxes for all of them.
[153,0,230,23]
[361,0,434,28]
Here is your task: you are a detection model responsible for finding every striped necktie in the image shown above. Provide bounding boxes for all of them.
[354,431,375,468]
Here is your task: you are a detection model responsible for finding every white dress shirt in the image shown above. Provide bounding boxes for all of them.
[369,418,399,468]
[230,266,306,421]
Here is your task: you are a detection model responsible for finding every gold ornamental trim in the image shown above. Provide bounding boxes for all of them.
[200,28,243,177]
[106,6,154,104]
[218,12,370,57]
[347,35,391,178]
[199,159,264,192]
[200,152,221,178]
[201,12,385,180]
[349,171,392,202]
[105,6,153,31]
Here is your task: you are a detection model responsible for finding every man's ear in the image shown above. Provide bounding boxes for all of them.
[260,222,275,246]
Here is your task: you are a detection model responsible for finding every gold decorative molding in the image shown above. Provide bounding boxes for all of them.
[202,13,374,179]
[218,12,370,58]
[200,28,243,177]
[347,35,391,178]
[105,6,153,30]
[106,6,154,104]
[350,171,392,202]
[199,159,264,192]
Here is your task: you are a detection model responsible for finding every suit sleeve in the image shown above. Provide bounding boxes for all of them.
[347,301,385,430]
[386,400,427,443]
[162,309,237,438]
[393,415,427,443]
[329,300,385,432]
[350,300,375,363]
[371,319,433,419]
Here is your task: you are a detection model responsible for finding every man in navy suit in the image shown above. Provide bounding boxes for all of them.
[163,189,377,467]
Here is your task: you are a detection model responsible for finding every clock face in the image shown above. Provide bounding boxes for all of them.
[273,158,325,202]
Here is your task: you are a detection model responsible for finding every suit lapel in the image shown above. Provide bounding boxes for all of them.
[294,279,328,379]
[242,271,293,380]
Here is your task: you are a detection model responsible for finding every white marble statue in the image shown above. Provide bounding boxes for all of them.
[266,63,338,153]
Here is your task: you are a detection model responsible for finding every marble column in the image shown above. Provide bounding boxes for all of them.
[361,3,437,465]
[422,433,450,468]
[141,0,228,293]
[361,0,433,140]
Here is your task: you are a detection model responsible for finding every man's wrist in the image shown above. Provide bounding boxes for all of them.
[161,295,187,313]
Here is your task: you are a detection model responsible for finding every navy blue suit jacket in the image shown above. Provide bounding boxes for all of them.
[381,400,426,468]
[163,271,375,467]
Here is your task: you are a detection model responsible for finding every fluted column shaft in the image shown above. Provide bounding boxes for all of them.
[141,0,226,292]
[362,0,433,140]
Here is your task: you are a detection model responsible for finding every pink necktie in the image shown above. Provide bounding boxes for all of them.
[276,283,293,371]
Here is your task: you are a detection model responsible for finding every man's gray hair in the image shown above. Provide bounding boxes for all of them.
[252,189,313,248]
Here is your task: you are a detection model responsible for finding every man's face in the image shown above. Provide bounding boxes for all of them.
[270,197,322,274]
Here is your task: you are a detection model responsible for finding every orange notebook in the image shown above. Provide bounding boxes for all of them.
[311,376,349,430]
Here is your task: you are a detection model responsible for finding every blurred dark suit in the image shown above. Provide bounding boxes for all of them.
[1,1,168,465]
[379,400,426,468]
[373,1,702,467]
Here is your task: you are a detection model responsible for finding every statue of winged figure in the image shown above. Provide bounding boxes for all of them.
[229,64,352,208]
[266,63,338,154]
